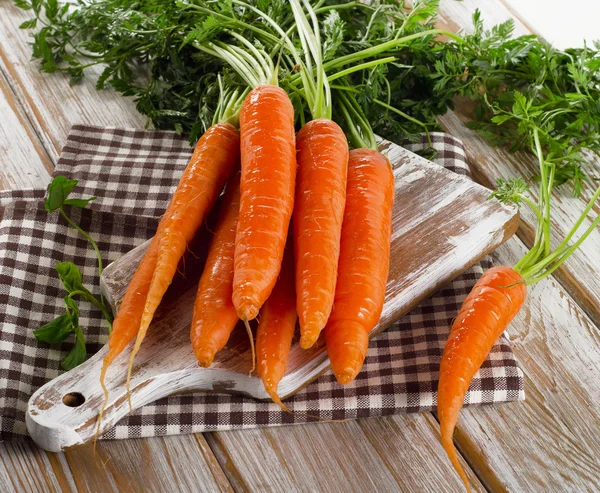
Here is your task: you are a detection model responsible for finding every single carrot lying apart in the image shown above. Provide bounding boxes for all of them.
[324,148,395,384]
[256,243,297,405]
[126,123,240,391]
[191,172,241,368]
[232,85,296,321]
[437,266,526,491]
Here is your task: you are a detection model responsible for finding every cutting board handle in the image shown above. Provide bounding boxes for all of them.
[26,344,263,452]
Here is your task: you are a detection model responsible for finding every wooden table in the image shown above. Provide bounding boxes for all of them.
[1,1,599,491]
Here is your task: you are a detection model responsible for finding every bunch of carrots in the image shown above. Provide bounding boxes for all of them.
[99,0,398,417]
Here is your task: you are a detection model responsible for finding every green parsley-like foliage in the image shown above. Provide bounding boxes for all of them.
[34,176,113,369]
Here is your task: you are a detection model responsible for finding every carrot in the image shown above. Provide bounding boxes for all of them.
[294,123,348,351]
[190,172,242,368]
[324,148,394,384]
[284,0,349,349]
[99,235,159,389]
[437,266,526,491]
[256,243,296,406]
[126,123,240,393]
[232,84,296,321]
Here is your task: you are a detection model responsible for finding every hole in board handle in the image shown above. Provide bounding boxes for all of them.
[62,392,86,407]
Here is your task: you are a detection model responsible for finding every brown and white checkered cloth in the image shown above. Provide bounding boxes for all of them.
[0,126,524,441]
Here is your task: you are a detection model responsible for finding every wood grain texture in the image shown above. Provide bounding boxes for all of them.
[0,2,148,160]
[0,72,52,190]
[0,441,65,493]
[62,435,232,493]
[25,138,518,452]
[206,415,487,493]
[437,0,531,36]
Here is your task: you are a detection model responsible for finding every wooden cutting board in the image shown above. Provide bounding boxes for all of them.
[26,138,518,452]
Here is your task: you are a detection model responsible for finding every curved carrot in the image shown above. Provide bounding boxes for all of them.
[324,148,394,385]
[191,172,241,368]
[256,243,297,405]
[126,123,240,392]
[437,266,526,492]
[294,119,348,349]
[233,85,296,321]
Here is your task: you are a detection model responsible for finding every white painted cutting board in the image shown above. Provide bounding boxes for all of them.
[26,138,519,452]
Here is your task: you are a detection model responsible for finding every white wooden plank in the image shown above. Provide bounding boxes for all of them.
[62,435,232,493]
[0,441,64,493]
[0,2,148,159]
[0,72,51,189]
[503,0,599,49]
[206,416,486,493]
[438,0,531,36]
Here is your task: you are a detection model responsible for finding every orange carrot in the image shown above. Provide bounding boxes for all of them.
[232,85,296,321]
[324,148,394,385]
[256,243,297,405]
[99,235,158,389]
[191,172,241,368]
[126,123,240,390]
[437,266,526,491]
[294,119,348,349]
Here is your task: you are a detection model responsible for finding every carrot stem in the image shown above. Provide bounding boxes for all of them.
[331,84,432,147]
[67,290,113,329]
[59,208,103,278]
[325,57,397,83]
[522,212,600,283]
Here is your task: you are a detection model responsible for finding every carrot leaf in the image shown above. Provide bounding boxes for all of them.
[33,314,73,344]
[61,327,87,371]
[55,262,89,294]
[44,176,79,212]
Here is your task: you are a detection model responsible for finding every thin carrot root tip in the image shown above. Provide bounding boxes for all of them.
[267,389,291,414]
[299,335,316,350]
[243,318,256,376]
[334,369,359,385]
[441,436,472,493]
[125,358,134,413]
[93,372,109,465]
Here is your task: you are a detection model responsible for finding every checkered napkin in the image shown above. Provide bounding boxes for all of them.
[0,126,524,441]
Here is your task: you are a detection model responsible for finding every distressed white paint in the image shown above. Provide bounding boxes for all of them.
[26,138,518,452]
